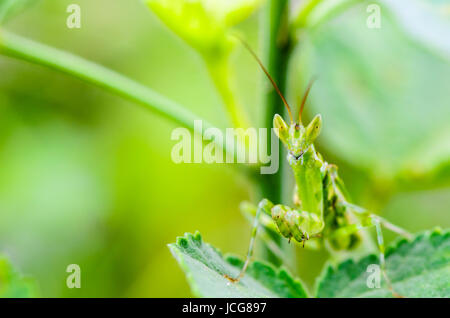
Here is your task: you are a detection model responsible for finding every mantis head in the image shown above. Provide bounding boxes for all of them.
[238,38,319,158]
[272,76,320,159]
[273,113,322,159]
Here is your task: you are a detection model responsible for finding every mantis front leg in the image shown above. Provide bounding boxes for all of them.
[226,198,325,283]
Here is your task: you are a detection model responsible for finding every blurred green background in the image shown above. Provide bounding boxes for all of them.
[0,0,449,297]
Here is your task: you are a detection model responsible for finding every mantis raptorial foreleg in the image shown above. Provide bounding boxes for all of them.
[227,196,325,283]
[239,202,294,266]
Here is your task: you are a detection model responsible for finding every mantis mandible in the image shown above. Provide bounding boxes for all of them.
[226,41,413,296]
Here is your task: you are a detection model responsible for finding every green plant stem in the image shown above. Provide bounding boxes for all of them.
[260,0,291,204]
[258,0,292,266]
[206,57,250,129]
[0,30,249,169]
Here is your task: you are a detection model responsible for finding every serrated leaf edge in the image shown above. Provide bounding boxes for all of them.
[168,231,309,298]
[314,228,449,297]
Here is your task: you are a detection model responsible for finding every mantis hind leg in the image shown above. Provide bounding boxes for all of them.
[333,205,412,297]
[325,165,412,297]
[370,217,399,297]
[225,199,274,283]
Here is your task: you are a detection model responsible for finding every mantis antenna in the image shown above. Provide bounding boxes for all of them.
[237,37,294,124]
[298,77,317,124]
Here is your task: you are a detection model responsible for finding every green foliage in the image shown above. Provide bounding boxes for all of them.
[145,0,264,128]
[0,256,38,297]
[316,229,450,298]
[168,232,308,298]
[0,0,38,24]
[380,0,450,63]
[170,230,450,298]
[145,0,263,59]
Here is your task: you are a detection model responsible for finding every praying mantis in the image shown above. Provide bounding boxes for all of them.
[225,41,413,296]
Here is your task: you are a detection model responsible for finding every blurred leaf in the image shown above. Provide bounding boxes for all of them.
[293,0,359,29]
[0,256,38,297]
[295,5,450,180]
[380,0,450,63]
[316,229,450,297]
[0,0,38,24]
[169,232,308,298]
[145,0,260,128]
[145,0,263,58]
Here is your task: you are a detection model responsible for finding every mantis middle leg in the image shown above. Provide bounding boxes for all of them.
[225,198,274,283]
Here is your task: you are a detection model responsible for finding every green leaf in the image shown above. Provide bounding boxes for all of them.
[145,0,260,128]
[316,229,450,298]
[380,0,450,63]
[295,4,450,180]
[168,232,308,298]
[0,256,39,297]
[0,0,39,24]
[145,0,263,58]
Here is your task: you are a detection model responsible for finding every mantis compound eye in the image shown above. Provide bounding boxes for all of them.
[305,114,322,143]
[273,114,289,144]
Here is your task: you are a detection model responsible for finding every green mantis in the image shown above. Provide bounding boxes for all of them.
[226,42,413,296]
